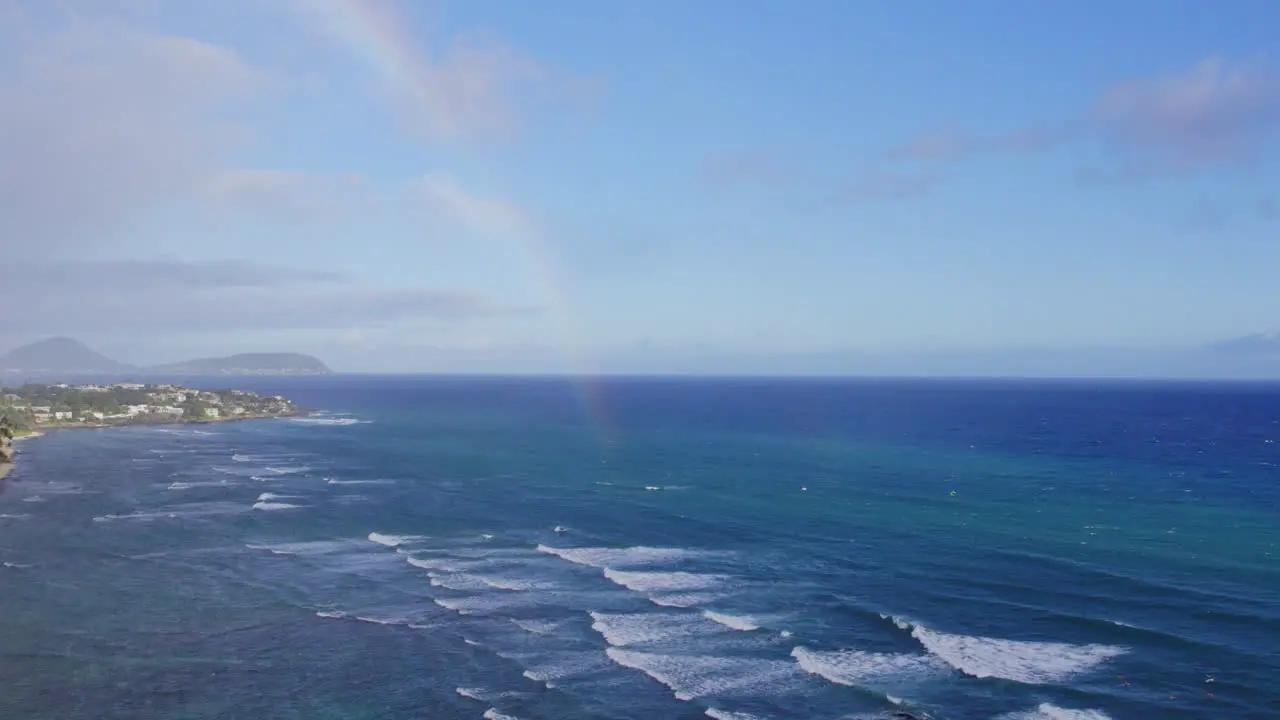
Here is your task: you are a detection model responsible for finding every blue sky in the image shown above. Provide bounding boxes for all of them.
[1,0,1279,373]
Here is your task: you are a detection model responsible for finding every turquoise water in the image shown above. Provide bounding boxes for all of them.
[1,377,1277,719]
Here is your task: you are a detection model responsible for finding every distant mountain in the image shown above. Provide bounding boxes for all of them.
[1207,332,1280,356]
[0,337,135,374]
[147,353,332,376]
[0,339,332,376]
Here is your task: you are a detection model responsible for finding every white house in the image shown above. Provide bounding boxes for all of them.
[203,407,221,418]
[53,411,73,420]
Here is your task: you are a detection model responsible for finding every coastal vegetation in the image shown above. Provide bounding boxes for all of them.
[0,382,300,430]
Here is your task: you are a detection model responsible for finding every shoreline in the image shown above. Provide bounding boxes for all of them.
[0,413,302,481]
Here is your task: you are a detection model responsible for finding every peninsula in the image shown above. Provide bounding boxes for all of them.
[0,382,303,478]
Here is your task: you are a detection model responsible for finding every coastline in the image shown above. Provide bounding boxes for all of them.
[0,413,300,481]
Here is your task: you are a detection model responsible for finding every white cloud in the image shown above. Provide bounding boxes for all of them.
[284,0,547,143]
[414,172,533,236]
[0,21,260,256]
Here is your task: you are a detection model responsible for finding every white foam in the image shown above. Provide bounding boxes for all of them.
[368,532,422,547]
[427,572,491,592]
[257,492,293,501]
[316,610,346,619]
[21,495,45,503]
[455,687,486,702]
[605,648,802,701]
[604,569,726,593]
[477,575,556,592]
[0,513,31,519]
[790,646,946,687]
[703,611,759,632]
[590,611,725,647]
[264,465,310,476]
[514,650,610,686]
[650,592,727,608]
[482,709,518,720]
[328,478,394,485]
[881,613,915,632]
[404,555,496,573]
[168,481,206,490]
[999,704,1112,720]
[246,539,360,556]
[2,561,31,569]
[537,544,714,569]
[705,710,766,720]
[432,594,537,616]
[252,501,301,511]
[511,618,569,636]
[289,416,369,426]
[232,454,251,462]
[909,625,1126,684]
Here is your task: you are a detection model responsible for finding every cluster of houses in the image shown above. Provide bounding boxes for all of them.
[2,383,294,425]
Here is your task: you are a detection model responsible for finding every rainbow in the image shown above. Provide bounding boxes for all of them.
[302,0,617,444]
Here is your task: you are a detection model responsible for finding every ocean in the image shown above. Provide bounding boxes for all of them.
[1,376,1277,719]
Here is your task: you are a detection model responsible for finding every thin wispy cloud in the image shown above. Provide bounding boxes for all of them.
[1094,57,1280,176]
[834,170,942,205]
[888,57,1280,182]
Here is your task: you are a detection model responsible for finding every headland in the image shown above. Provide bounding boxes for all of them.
[0,382,303,478]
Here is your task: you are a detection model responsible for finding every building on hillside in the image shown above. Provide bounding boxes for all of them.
[203,407,221,418]
[53,411,73,421]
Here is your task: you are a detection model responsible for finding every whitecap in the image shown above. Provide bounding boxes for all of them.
[510,618,569,636]
[2,561,32,569]
[512,651,611,687]
[702,611,759,632]
[999,704,1112,720]
[590,611,726,647]
[252,501,301,511]
[327,477,394,485]
[246,539,360,556]
[264,466,310,476]
[315,610,346,619]
[603,569,726,593]
[705,710,766,720]
[477,575,556,592]
[908,625,1126,684]
[289,417,368,426]
[257,492,294,501]
[427,572,491,592]
[432,593,538,616]
[791,646,945,687]
[482,709,518,720]
[537,544,715,569]
[605,648,803,701]
[368,532,423,547]
[650,592,727,608]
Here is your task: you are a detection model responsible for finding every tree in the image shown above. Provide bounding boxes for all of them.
[0,417,14,441]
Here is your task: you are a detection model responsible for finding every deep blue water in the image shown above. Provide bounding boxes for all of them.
[2,376,1277,719]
